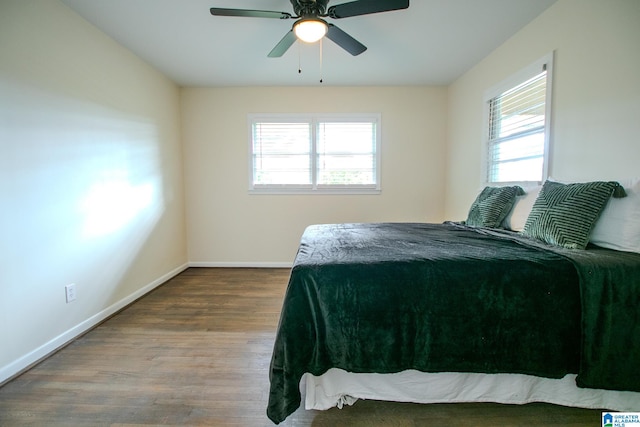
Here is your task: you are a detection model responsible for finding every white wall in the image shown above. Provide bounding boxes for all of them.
[0,0,187,382]
[182,86,447,265]
[445,0,640,220]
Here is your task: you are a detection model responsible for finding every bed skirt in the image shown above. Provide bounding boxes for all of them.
[303,369,640,412]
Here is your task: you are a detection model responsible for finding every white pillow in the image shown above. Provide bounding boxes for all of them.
[502,186,541,232]
[590,178,640,253]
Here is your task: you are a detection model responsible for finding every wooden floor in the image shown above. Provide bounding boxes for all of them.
[0,268,602,426]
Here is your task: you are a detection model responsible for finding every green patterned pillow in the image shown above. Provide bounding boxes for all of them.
[522,180,626,249]
[466,186,525,228]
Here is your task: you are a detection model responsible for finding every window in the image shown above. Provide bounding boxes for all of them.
[484,53,554,184]
[249,114,381,193]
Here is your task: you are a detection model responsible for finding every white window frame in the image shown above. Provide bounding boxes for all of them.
[482,52,554,185]
[248,113,381,194]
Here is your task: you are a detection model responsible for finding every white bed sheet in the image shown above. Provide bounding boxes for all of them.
[304,369,640,412]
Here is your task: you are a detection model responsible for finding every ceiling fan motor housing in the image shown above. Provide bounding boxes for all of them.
[291,0,329,18]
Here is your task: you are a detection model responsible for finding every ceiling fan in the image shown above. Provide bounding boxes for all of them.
[210,0,410,58]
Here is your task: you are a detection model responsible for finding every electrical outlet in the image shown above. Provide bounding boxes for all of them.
[65,284,77,303]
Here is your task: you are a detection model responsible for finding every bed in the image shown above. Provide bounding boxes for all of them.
[267,180,640,424]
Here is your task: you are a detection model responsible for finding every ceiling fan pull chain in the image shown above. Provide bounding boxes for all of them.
[298,41,302,74]
[319,38,323,83]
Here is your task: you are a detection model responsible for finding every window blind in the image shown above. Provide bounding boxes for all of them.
[316,121,377,186]
[252,121,312,186]
[487,67,548,183]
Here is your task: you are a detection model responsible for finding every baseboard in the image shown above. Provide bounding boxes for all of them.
[0,262,189,386]
[188,261,293,268]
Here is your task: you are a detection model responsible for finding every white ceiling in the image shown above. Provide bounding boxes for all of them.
[60,0,557,87]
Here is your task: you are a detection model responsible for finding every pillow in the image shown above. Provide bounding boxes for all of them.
[466,186,524,228]
[590,178,640,253]
[502,185,541,232]
[522,180,626,249]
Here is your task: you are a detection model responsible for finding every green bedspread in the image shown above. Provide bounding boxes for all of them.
[562,245,640,391]
[267,222,640,424]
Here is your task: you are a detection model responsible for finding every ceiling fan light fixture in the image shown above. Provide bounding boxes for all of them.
[293,19,328,43]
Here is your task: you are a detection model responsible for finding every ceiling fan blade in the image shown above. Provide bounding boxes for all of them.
[326,24,367,56]
[268,30,297,57]
[328,0,409,19]
[210,8,292,19]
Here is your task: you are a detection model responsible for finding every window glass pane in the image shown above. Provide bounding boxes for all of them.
[317,122,376,186]
[253,154,311,185]
[252,122,311,185]
[317,154,375,185]
[490,132,544,163]
[491,157,543,183]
